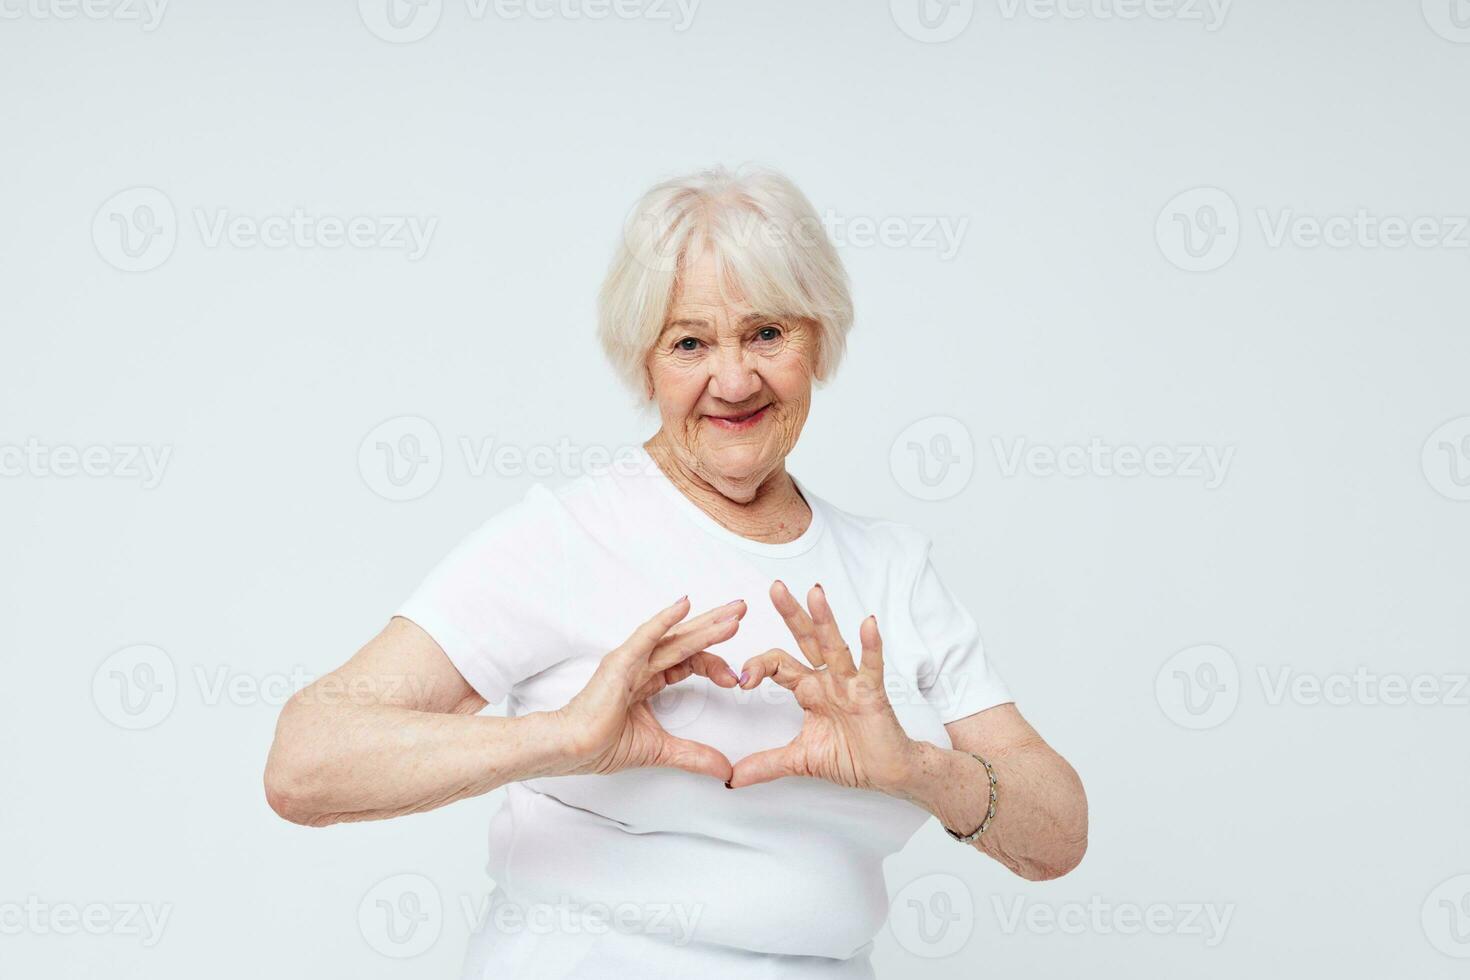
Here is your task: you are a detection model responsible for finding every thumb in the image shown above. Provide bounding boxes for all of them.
[655,732,734,783]
[728,744,800,789]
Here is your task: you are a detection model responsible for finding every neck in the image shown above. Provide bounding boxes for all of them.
[643,431,812,544]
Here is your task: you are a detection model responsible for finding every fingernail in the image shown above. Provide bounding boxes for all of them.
[738,670,750,685]
[726,667,740,682]
[674,594,688,605]
[715,607,742,623]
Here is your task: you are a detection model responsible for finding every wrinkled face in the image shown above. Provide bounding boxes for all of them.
[644,249,818,497]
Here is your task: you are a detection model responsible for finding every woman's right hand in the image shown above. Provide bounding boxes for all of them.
[552,596,745,781]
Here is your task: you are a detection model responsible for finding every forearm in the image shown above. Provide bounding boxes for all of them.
[264,700,568,827]
[896,738,1088,880]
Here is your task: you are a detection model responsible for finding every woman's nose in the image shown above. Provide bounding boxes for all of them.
[707,344,760,402]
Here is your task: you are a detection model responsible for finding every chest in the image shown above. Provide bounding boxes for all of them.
[512,545,951,766]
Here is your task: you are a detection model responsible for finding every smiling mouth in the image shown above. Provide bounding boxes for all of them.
[705,405,770,430]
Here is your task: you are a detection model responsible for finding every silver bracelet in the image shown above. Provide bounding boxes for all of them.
[943,753,997,844]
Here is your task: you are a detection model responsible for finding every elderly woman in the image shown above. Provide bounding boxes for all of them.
[264,166,1087,979]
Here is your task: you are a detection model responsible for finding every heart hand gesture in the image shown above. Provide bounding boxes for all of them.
[555,596,744,781]
[727,582,917,793]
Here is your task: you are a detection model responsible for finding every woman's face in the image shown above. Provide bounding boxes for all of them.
[645,249,818,499]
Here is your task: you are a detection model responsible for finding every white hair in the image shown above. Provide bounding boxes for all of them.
[597,164,854,401]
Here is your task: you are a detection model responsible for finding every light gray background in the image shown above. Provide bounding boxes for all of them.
[3,1,1468,976]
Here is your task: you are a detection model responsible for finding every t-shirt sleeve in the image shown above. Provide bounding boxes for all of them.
[908,534,1013,724]
[395,483,568,706]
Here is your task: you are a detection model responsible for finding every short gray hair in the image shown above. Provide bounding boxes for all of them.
[597,164,854,400]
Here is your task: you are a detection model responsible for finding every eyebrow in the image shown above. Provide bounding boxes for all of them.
[661,312,780,336]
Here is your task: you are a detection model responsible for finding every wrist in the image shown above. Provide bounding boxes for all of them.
[886,737,942,802]
[512,709,587,779]
[891,742,984,833]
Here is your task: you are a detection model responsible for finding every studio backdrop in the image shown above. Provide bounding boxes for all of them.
[2,2,1467,977]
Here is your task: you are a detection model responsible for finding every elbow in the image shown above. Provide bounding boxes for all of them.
[263,703,339,828]
[263,776,303,824]
[1014,760,1089,881]
[1020,834,1087,881]
[263,761,332,827]
[1059,833,1089,877]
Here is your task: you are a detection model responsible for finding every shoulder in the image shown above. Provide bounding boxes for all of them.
[540,453,649,517]
[505,453,660,540]
[443,468,606,558]
[802,482,933,568]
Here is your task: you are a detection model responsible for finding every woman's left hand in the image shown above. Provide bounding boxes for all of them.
[727,581,917,794]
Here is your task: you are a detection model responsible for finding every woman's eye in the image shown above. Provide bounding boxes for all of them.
[675,337,701,352]
[755,326,782,343]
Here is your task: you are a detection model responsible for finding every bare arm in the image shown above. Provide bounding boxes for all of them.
[897,703,1088,881]
[263,598,747,828]
[262,617,569,826]
[726,582,1087,881]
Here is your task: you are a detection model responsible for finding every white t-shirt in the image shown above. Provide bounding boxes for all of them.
[397,445,1012,980]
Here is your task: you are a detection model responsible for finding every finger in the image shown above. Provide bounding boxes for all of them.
[808,584,855,675]
[620,596,692,661]
[769,580,825,668]
[664,651,740,689]
[648,598,744,663]
[636,644,738,700]
[656,733,734,782]
[858,614,884,675]
[649,615,742,673]
[632,669,668,703]
[662,598,747,644]
[738,648,814,693]
[728,743,801,789]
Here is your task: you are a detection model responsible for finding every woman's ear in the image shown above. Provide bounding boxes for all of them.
[808,331,826,383]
